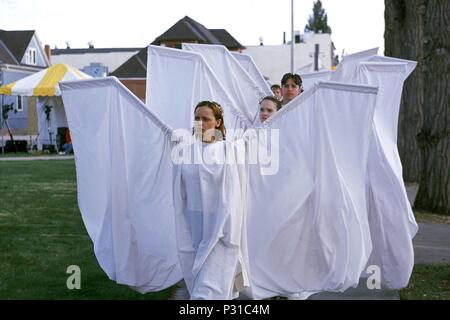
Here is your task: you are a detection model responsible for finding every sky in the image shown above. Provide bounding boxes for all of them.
[0,0,385,56]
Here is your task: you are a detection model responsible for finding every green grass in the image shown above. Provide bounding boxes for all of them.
[400,264,450,300]
[0,151,60,158]
[0,160,175,299]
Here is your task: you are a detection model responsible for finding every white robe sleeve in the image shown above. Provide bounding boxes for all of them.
[59,77,182,292]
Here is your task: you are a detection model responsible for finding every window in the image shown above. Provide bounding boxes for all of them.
[27,48,37,65]
[16,96,23,112]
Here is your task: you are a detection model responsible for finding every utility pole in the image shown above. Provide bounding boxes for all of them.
[291,0,294,73]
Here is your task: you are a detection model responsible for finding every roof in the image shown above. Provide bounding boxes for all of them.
[52,47,143,55]
[113,16,245,78]
[0,39,18,65]
[110,47,147,78]
[0,30,35,62]
[209,29,245,50]
[151,16,221,45]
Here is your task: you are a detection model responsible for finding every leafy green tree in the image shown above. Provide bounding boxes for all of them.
[305,0,332,34]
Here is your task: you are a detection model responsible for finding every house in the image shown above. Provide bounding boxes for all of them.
[50,46,141,77]
[242,32,333,84]
[0,30,50,138]
[111,16,245,101]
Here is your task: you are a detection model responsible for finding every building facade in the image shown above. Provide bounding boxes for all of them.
[0,30,50,137]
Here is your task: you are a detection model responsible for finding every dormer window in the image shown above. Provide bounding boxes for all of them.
[27,48,37,65]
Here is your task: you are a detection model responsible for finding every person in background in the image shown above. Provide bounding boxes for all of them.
[270,84,283,101]
[280,73,304,106]
[62,128,73,154]
[259,96,282,123]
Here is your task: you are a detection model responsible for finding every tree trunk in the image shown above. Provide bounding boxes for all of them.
[385,0,424,182]
[385,0,449,214]
[415,0,450,214]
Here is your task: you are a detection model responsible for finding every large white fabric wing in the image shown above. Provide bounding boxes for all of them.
[231,51,272,95]
[354,61,419,288]
[60,77,182,293]
[182,44,268,124]
[245,81,378,299]
[146,45,251,138]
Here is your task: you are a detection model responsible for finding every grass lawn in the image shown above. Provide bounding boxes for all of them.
[1,160,448,300]
[0,151,62,158]
[0,160,175,299]
[400,264,450,300]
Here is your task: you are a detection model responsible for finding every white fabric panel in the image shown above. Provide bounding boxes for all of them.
[146,45,249,140]
[354,62,418,288]
[183,44,268,124]
[299,70,333,91]
[245,81,378,299]
[60,77,182,293]
[331,48,379,82]
[231,52,272,95]
[367,55,417,81]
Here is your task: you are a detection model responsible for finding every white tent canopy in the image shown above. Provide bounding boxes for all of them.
[0,63,91,150]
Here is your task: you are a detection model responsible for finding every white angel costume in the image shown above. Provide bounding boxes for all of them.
[59,45,418,300]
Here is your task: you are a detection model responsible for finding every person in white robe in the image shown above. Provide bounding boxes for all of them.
[174,101,249,299]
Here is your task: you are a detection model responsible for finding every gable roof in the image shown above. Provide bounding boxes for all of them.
[0,39,19,65]
[209,29,245,50]
[110,47,147,78]
[151,16,221,45]
[0,30,35,62]
[113,16,245,78]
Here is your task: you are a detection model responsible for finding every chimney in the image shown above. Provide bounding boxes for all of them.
[88,41,94,49]
[283,32,286,44]
[44,44,51,64]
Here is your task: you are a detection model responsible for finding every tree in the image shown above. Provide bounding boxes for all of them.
[305,0,332,34]
[305,0,338,66]
[385,0,449,214]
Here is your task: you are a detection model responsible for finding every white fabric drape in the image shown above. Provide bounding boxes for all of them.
[182,44,268,124]
[146,46,250,140]
[354,61,418,288]
[60,45,418,300]
[60,78,182,293]
[230,51,272,95]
